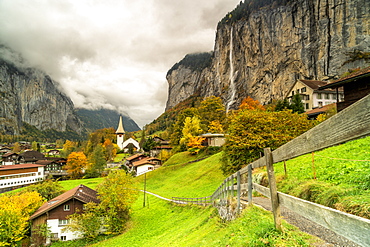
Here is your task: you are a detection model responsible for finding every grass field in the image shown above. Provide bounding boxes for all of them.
[257,136,370,218]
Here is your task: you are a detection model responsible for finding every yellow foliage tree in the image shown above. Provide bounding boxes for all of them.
[65,152,89,179]
[208,120,224,133]
[187,136,206,155]
[0,192,44,246]
[239,96,265,111]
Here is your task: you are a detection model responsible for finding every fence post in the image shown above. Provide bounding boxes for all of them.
[264,147,282,231]
[248,164,253,206]
[237,171,241,214]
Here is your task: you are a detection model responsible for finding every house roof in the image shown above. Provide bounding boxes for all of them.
[305,103,336,116]
[126,153,147,161]
[300,80,328,90]
[132,157,156,167]
[1,152,18,158]
[18,150,45,160]
[200,133,225,138]
[319,66,370,89]
[35,160,54,166]
[30,184,100,220]
[0,163,45,170]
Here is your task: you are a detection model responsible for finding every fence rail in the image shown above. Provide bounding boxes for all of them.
[171,94,370,246]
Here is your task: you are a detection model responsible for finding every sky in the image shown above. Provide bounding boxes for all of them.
[0,0,240,128]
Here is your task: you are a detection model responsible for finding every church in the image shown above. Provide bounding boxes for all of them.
[116,116,140,152]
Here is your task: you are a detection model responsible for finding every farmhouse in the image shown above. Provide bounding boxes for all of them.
[124,154,161,176]
[286,80,344,111]
[18,150,45,164]
[200,133,226,147]
[30,184,100,244]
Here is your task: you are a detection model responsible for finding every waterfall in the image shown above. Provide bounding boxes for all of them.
[226,27,236,112]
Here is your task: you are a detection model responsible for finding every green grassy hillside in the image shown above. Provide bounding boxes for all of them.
[82,152,317,247]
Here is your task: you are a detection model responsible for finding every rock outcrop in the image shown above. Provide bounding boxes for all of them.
[166,0,370,110]
[0,58,83,135]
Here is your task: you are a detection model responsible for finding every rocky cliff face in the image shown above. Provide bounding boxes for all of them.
[0,59,83,135]
[166,0,370,110]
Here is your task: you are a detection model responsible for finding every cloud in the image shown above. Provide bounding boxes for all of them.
[0,0,239,127]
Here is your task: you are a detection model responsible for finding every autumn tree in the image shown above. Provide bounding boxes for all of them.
[198,96,226,132]
[22,179,65,201]
[179,116,203,148]
[222,100,317,175]
[208,120,224,133]
[65,152,89,179]
[0,192,44,246]
[103,139,117,162]
[13,142,21,153]
[187,136,205,155]
[169,108,199,148]
[61,140,77,158]
[96,170,138,233]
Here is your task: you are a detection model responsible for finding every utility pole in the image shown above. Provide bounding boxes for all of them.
[143,172,147,207]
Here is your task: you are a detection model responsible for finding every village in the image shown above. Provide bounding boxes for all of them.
[0,66,369,245]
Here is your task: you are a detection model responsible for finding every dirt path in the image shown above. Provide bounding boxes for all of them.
[251,197,361,247]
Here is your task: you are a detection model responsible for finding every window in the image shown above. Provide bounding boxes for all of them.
[305,103,309,109]
[317,93,322,99]
[58,219,69,225]
[306,95,310,100]
[61,236,67,241]
[325,93,330,99]
[64,204,70,211]
[301,87,306,93]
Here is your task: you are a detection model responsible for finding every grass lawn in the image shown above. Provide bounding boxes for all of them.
[90,193,315,247]
[59,177,104,191]
[256,136,370,218]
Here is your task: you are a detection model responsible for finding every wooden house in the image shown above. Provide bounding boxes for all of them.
[18,150,45,164]
[30,184,100,244]
[319,66,370,112]
[200,133,226,147]
[150,136,172,157]
[1,152,19,165]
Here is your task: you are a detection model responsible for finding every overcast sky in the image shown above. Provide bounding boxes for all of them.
[0,0,239,127]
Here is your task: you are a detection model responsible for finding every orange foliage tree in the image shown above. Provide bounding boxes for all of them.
[65,152,89,179]
[222,98,317,175]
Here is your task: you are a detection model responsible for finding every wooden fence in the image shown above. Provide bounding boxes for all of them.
[172,94,370,246]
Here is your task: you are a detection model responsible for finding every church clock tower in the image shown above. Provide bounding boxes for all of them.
[116,116,125,149]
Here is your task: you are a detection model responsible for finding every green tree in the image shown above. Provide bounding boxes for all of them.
[142,137,158,152]
[290,94,305,113]
[86,144,106,178]
[22,179,65,201]
[65,202,104,239]
[96,170,138,233]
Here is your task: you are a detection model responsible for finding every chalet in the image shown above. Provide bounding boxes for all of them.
[36,158,67,177]
[200,133,226,147]
[1,152,19,165]
[18,150,45,164]
[47,149,61,156]
[150,136,172,156]
[286,80,344,111]
[30,184,100,244]
[305,103,336,120]
[0,163,45,193]
[124,154,161,176]
[318,66,370,112]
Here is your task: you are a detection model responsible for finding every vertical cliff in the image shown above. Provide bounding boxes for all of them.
[166,0,370,110]
[0,59,83,135]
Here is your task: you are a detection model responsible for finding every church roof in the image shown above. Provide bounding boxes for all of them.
[116,116,125,134]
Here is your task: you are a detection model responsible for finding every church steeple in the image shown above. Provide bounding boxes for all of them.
[116,115,125,134]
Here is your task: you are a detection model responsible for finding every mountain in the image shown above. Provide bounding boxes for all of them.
[76,108,140,132]
[165,0,370,111]
[0,55,83,136]
[0,47,140,138]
